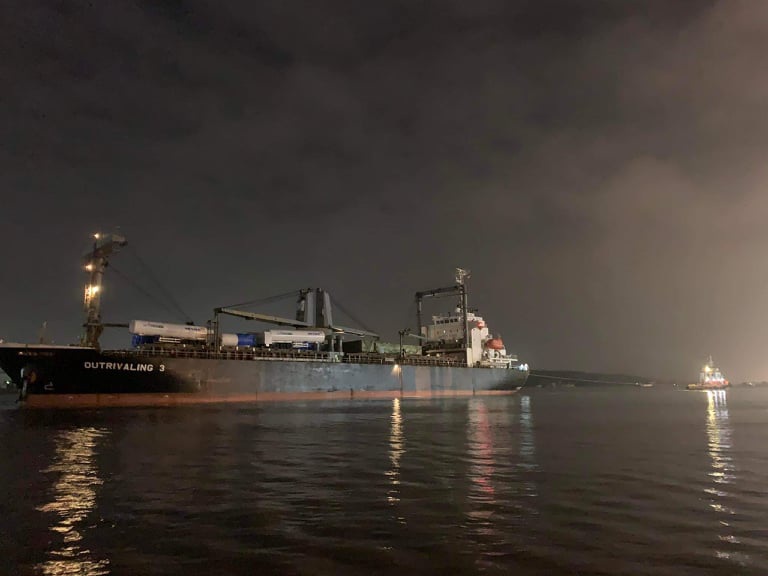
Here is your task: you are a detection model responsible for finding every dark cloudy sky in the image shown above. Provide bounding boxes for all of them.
[2,0,766,381]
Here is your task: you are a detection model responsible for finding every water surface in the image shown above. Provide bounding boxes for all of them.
[1,387,767,575]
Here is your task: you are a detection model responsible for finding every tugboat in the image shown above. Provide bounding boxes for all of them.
[686,356,730,390]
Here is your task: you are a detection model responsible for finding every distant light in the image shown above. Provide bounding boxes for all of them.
[94,233,100,239]
[85,264,93,271]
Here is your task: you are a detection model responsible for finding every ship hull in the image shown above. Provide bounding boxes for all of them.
[686,383,730,391]
[0,344,528,408]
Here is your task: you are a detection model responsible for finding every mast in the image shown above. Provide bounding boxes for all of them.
[81,232,127,348]
[455,268,471,365]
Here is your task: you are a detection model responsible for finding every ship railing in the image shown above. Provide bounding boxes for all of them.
[107,346,337,363]
[106,347,468,367]
[341,353,387,365]
[402,356,468,368]
[341,353,467,368]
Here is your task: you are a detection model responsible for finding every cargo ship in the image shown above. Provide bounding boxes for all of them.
[686,356,730,390]
[0,234,529,408]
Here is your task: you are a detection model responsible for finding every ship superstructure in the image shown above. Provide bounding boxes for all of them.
[686,356,730,391]
[416,269,527,370]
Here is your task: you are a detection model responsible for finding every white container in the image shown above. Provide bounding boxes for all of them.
[263,330,326,347]
[129,320,208,341]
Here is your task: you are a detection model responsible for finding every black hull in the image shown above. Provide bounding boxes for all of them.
[0,345,529,407]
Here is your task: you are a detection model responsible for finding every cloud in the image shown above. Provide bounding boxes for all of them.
[2,0,767,379]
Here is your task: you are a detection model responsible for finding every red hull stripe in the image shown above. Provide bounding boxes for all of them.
[23,388,519,408]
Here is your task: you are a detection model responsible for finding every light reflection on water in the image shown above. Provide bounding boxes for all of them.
[465,397,500,572]
[467,398,496,511]
[518,395,538,506]
[36,427,110,575]
[4,390,768,575]
[386,397,404,506]
[464,396,539,570]
[704,390,746,565]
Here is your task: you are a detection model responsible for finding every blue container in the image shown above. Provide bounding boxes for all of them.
[237,334,256,347]
[131,334,158,347]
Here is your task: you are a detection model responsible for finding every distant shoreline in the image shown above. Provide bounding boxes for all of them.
[527,370,765,388]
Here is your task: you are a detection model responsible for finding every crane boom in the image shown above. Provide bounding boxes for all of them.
[330,324,379,338]
[215,288,380,340]
[215,307,313,328]
[415,285,463,300]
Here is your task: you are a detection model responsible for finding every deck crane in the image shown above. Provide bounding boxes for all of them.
[414,268,471,355]
[81,233,128,348]
[214,288,378,351]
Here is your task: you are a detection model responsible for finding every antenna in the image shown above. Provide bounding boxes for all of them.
[38,321,48,344]
[455,268,471,285]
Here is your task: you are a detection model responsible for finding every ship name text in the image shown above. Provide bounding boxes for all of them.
[84,361,165,372]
